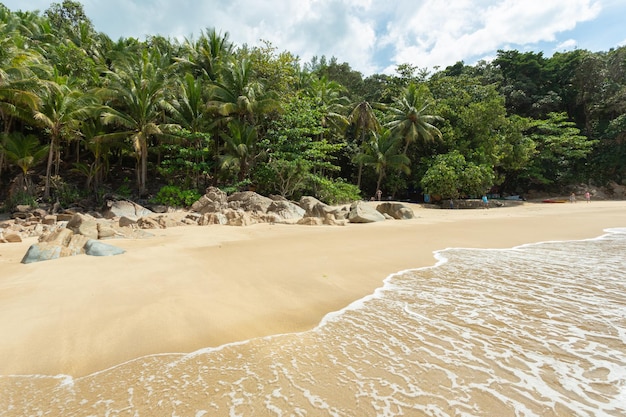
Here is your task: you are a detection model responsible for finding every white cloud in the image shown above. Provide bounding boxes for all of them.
[556,39,578,50]
[0,0,616,76]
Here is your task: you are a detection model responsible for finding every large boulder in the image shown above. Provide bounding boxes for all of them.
[21,228,124,264]
[376,202,415,220]
[267,200,305,222]
[224,209,256,226]
[299,196,333,218]
[227,191,274,213]
[102,199,153,221]
[199,212,228,225]
[84,239,126,256]
[67,213,99,239]
[348,201,386,223]
[191,187,229,214]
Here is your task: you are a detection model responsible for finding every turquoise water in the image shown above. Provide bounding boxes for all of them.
[2,229,626,416]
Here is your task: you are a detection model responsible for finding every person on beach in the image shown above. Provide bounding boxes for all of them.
[375,189,382,201]
[570,192,576,203]
[481,195,489,209]
[585,191,591,203]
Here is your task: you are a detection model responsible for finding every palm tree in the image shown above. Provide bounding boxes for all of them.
[170,73,209,134]
[207,58,279,125]
[219,120,261,182]
[305,75,349,141]
[348,101,381,188]
[33,73,96,199]
[354,129,411,194]
[0,25,44,173]
[177,28,233,81]
[385,83,443,154]
[0,132,48,193]
[97,49,179,195]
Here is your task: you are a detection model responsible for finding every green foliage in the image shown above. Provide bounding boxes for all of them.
[153,185,201,208]
[158,131,213,188]
[521,112,596,185]
[115,178,133,198]
[421,151,494,198]
[0,1,624,203]
[49,175,83,206]
[312,176,361,205]
[218,178,252,195]
[6,190,39,211]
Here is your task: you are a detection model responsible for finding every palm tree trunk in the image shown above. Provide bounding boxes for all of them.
[376,170,384,195]
[44,137,55,199]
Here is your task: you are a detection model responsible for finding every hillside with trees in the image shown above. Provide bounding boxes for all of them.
[1,1,624,211]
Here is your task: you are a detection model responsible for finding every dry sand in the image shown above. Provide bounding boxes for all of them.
[0,200,624,378]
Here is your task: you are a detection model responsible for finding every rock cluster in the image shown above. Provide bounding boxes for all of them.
[1,189,416,263]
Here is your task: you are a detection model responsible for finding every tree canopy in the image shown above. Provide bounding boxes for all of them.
[0,2,622,209]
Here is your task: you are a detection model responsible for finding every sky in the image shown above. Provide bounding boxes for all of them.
[2,0,625,76]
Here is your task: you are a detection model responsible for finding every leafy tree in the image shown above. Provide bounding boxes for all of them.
[239,40,299,96]
[421,151,494,199]
[44,0,94,37]
[521,112,596,186]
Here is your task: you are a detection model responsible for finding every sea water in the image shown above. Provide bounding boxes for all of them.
[2,229,626,416]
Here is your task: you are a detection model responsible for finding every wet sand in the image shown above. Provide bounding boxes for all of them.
[1,200,624,377]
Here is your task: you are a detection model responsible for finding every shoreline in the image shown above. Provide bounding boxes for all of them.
[1,200,625,377]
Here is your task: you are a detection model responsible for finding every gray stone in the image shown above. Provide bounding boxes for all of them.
[227,191,274,213]
[21,244,63,264]
[102,200,152,221]
[267,200,305,222]
[376,202,415,220]
[191,187,228,214]
[299,196,333,218]
[84,240,125,256]
[348,201,386,223]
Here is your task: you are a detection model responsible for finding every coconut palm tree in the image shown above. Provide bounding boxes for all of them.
[96,49,179,195]
[354,128,411,194]
[384,83,443,154]
[305,75,349,141]
[348,101,381,188]
[1,132,48,193]
[219,120,261,182]
[177,28,233,81]
[207,58,279,125]
[33,73,96,199]
[0,25,44,173]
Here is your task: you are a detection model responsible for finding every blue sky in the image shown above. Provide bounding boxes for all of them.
[3,0,625,76]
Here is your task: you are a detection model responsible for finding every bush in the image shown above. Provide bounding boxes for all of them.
[313,177,361,205]
[153,185,201,208]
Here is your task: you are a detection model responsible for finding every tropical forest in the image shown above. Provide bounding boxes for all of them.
[1,1,625,211]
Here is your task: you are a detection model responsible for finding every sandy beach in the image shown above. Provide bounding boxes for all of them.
[1,200,625,378]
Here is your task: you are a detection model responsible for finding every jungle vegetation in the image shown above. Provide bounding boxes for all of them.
[1,1,624,209]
